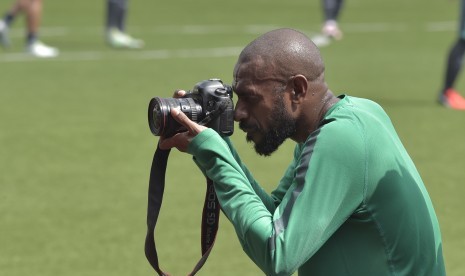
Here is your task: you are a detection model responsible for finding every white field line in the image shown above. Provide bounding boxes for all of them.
[5,24,284,37]
[425,21,457,32]
[5,21,457,36]
[0,47,243,63]
[0,22,457,63]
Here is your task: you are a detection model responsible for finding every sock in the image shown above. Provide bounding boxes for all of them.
[3,12,15,26]
[27,32,37,46]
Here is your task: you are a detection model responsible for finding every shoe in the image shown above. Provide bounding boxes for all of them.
[311,34,332,47]
[106,28,144,49]
[312,20,343,47]
[321,20,343,41]
[27,41,59,58]
[438,88,465,110]
[0,20,11,48]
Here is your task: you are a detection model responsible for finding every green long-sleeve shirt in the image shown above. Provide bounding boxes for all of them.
[188,95,446,276]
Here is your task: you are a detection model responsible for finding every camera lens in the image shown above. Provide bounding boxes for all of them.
[148,97,202,137]
[148,97,166,136]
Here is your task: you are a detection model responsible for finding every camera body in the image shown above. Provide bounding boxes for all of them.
[148,79,234,138]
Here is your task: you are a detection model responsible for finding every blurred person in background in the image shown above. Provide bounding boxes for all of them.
[0,0,58,58]
[312,0,344,47]
[105,0,144,49]
[438,0,465,110]
[159,28,446,275]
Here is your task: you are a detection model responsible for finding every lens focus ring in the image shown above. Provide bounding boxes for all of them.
[182,98,199,122]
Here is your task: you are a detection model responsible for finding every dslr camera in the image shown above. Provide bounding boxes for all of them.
[148,79,234,138]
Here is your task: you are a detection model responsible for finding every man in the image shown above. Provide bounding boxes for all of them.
[438,0,465,110]
[160,28,446,275]
[105,0,144,49]
[0,0,58,58]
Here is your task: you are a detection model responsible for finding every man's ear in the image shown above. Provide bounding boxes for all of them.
[290,74,308,103]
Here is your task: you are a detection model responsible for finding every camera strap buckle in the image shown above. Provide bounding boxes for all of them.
[198,101,228,126]
[145,145,220,276]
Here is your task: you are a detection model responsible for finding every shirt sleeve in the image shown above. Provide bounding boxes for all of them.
[221,137,277,212]
[188,129,272,242]
[188,123,366,275]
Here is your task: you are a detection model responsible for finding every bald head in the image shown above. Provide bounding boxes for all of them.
[236,28,325,82]
[233,28,338,145]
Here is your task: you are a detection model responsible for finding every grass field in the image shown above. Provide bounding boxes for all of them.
[1,0,464,275]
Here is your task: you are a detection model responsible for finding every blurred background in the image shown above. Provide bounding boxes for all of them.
[1,0,464,275]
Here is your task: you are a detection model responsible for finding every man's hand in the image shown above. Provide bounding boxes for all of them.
[158,90,207,152]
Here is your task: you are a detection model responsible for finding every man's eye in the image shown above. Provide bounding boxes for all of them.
[245,96,259,103]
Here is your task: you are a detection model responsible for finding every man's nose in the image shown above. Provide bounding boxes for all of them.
[234,102,247,122]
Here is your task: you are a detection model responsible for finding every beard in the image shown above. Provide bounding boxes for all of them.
[241,96,297,156]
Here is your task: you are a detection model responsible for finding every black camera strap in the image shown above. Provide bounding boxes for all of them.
[145,145,220,276]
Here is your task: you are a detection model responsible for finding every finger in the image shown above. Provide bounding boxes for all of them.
[173,89,186,98]
[170,108,201,134]
[159,132,189,152]
[158,135,175,150]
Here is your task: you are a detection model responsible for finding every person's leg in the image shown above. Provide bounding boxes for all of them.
[322,0,344,21]
[24,0,42,45]
[438,39,465,110]
[105,0,143,49]
[0,0,26,47]
[22,0,58,57]
[107,0,129,31]
[117,0,127,31]
[438,0,465,109]
[0,17,11,47]
[321,0,344,40]
[4,0,27,23]
[447,0,465,90]
[107,0,121,30]
[443,39,465,92]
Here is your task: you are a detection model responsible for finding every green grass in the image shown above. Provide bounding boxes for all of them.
[1,0,464,275]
